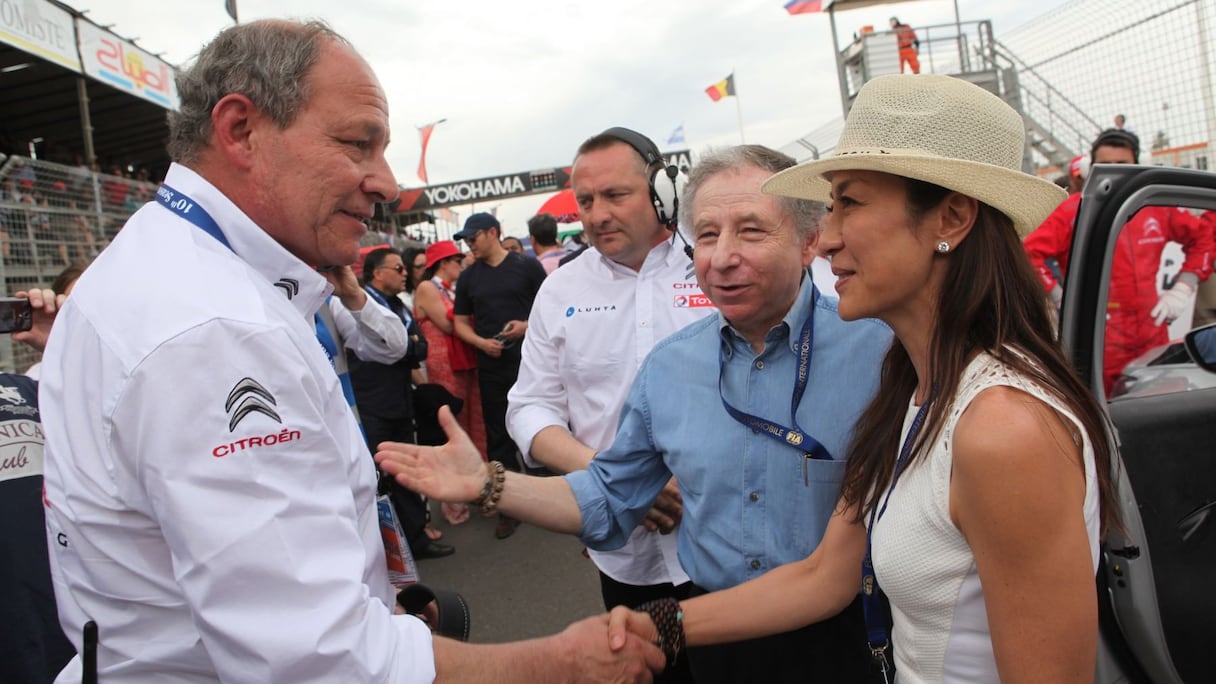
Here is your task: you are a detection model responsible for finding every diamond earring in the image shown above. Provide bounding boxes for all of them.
[936,241,950,254]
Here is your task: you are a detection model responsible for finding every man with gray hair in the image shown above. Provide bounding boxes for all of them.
[40,19,661,683]
[377,144,893,682]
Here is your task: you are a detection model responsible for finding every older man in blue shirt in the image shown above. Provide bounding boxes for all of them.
[378,145,891,683]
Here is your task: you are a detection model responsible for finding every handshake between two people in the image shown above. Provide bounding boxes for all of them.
[374,404,685,682]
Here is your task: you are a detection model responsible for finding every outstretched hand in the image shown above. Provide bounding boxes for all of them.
[374,405,487,502]
[607,605,659,653]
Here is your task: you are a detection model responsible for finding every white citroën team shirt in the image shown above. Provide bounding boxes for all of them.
[507,240,714,587]
[40,163,435,683]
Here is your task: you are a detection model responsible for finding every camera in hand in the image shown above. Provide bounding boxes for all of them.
[0,297,34,334]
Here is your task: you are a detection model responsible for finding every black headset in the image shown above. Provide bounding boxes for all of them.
[1092,128,1141,163]
[598,126,692,259]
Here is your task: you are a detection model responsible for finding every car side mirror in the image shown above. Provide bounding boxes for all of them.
[1184,323,1216,373]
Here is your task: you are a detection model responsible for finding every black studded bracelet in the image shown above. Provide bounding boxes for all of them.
[637,597,685,667]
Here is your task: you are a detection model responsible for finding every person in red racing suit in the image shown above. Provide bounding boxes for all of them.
[1024,129,1215,396]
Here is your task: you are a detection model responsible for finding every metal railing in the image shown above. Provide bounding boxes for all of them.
[0,155,159,372]
[984,40,1106,168]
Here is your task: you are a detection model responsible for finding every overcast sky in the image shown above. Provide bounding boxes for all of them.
[73,0,1070,236]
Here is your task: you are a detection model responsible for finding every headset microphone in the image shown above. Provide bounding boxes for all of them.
[598,126,693,261]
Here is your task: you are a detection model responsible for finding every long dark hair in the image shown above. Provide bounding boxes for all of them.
[839,178,1120,536]
[402,247,427,294]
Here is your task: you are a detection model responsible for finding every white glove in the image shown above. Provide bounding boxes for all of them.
[1150,281,1194,326]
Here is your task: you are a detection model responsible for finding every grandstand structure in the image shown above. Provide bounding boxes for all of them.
[782,0,1216,177]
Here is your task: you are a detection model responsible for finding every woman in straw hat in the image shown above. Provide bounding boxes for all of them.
[608,74,1120,683]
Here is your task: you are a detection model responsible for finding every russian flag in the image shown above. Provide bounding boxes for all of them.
[784,0,823,15]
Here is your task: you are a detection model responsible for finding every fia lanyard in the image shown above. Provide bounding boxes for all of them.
[719,285,831,482]
[861,394,934,682]
[157,184,345,375]
[363,285,412,328]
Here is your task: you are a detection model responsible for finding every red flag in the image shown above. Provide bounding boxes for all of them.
[417,124,437,184]
[783,0,823,14]
[705,74,736,102]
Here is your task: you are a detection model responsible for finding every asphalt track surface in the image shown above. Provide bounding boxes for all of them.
[413,504,607,643]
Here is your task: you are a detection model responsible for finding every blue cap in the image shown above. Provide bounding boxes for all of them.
[454,212,500,240]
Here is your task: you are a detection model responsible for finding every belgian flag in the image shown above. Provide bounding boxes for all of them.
[705,73,735,102]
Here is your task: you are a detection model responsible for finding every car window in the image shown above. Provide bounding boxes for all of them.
[1105,203,1216,399]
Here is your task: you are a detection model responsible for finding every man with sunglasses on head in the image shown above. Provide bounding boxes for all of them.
[451,213,546,539]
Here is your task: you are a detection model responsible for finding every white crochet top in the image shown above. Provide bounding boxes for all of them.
[868,351,1101,683]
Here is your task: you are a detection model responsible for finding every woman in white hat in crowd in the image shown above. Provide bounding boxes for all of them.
[608,74,1120,683]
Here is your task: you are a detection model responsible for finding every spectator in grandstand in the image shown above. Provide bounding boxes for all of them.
[890,16,921,74]
[1023,128,1214,395]
[101,165,130,211]
[526,212,569,274]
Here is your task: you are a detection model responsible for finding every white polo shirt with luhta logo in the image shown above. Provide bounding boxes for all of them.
[40,163,435,683]
[507,239,714,588]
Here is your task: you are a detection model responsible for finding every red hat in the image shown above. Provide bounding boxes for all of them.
[19,179,33,188]
[52,180,67,191]
[425,240,462,270]
[1069,155,1089,179]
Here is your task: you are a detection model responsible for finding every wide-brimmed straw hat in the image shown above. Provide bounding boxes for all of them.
[763,74,1065,237]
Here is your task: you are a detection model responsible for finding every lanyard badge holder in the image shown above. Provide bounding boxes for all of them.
[376,495,420,586]
[719,286,833,478]
[863,393,934,683]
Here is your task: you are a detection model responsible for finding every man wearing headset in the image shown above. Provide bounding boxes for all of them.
[1023,128,1215,395]
[507,128,711,683]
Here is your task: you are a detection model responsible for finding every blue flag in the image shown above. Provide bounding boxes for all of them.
[666,124,686,146]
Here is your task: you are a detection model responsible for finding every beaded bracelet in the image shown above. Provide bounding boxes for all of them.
[472,460,506,516]
[637,597,685,667]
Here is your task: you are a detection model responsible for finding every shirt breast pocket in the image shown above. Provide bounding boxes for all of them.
[784,456,846,557]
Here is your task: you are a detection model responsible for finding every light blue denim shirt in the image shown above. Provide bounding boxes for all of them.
[566,276,892,591]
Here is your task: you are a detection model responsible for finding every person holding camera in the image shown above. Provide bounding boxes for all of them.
[349,247,453,560]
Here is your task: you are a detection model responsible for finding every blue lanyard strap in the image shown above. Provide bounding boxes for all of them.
[156,184,231,250]
[363,285,412,328]
[158,184,350,392]
[861,392,935,672]
[719,285,831,467]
